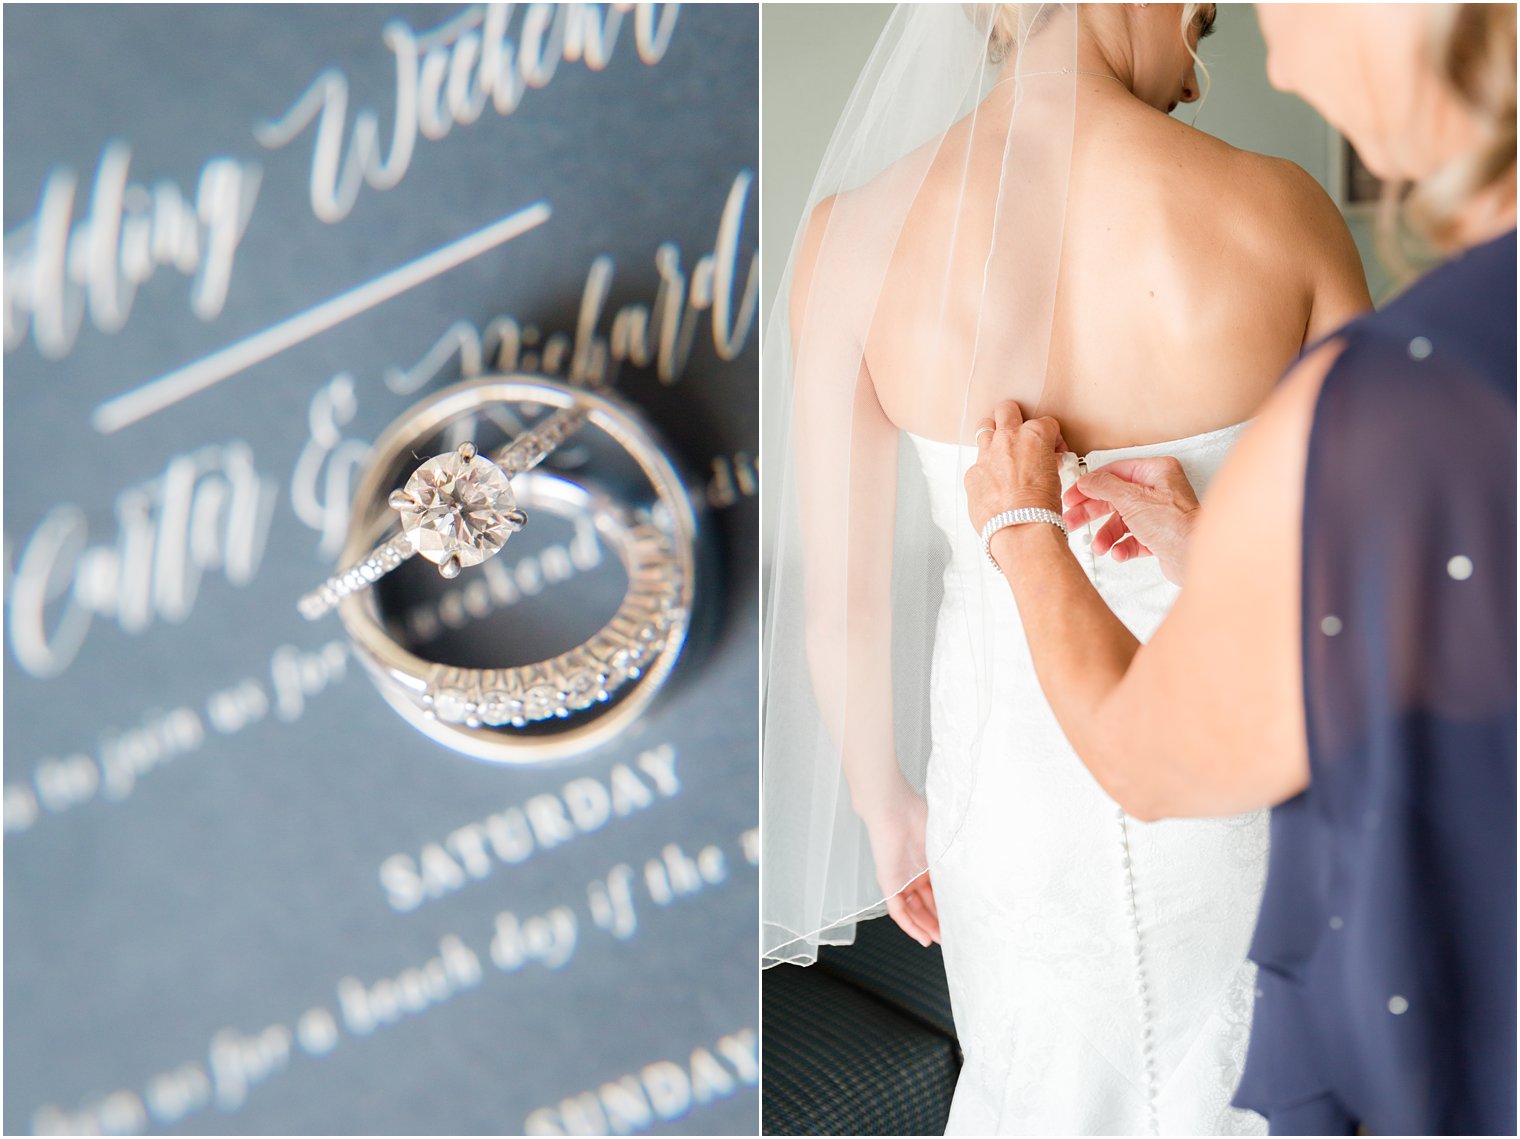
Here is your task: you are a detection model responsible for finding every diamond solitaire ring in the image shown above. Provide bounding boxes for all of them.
[298,407,586,620]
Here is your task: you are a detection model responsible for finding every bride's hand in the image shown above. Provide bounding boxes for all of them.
[1062,456,1201,585]
[965,400,1068,531]
[859,785,941,947]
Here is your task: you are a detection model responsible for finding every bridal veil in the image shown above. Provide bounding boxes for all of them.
[762,4,1087,965]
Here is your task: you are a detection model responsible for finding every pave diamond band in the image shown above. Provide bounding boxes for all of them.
[420,511,685,728]
[495,403,588,473]
[332,374,699,763]
[298,534,412,620]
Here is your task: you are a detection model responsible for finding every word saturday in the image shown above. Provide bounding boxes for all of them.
[379,744,679,912]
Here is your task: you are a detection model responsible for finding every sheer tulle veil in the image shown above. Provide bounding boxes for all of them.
[761,4,1084,966]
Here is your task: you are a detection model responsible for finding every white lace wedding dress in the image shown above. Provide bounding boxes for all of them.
[908,421,1270,1136]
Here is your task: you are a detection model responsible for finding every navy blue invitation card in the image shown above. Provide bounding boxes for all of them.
[4,4,759,1133]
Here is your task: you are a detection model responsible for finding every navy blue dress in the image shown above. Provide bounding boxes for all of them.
[1232,229,1517,1134]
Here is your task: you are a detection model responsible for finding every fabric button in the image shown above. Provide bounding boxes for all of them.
[1408,336,1433,359]
[1388,995,1410,1015]
[1329,916,1344,930]
[1447,555,1474,581]
[1320,615,1343,636]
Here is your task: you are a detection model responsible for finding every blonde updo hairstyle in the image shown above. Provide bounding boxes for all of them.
[1401,4,1517,251]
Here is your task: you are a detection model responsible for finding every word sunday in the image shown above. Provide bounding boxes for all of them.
[524,1028,758,1136]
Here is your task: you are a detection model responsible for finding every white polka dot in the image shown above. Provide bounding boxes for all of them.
[1388,995,1410,1015]
[1408,336,1433,360]
[1321,615,1343,637]
[1447,555,1474,581]
[1329,916,1344,930]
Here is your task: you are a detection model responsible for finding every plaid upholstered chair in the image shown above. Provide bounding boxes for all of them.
[763,917,961,1135]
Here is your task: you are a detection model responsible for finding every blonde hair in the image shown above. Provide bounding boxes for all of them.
[1402,4,1517,251]
[977,4,1047,61]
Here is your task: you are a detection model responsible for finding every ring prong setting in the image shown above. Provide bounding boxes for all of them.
[505,508,529,532]
[397,448,516,573]
[389,488,413,510]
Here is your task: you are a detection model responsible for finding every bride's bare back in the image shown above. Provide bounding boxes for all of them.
[848,81,1371,451]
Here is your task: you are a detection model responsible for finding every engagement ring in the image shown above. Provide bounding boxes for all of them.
[298,407,587,620]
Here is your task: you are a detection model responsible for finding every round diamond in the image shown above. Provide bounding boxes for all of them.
[522,684,561,721]
[433,688,471,723]
[477,690,519,727]
[397,452,516,568]
[565,670,603,710]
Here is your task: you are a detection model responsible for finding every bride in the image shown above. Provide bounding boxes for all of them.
[761,4,1370,1134]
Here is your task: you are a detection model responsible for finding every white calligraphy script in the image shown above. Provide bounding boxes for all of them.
[386,170,757,396]
[256,3,681,224]
[8,443,277,679]
[3,144,262,360]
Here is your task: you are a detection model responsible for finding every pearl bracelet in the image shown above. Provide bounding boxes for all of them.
[980,508,1068,570]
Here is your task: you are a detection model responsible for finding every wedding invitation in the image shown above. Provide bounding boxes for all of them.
[4,4,758,1133]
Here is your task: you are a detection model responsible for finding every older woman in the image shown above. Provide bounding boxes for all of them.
[965,4,1515,1135]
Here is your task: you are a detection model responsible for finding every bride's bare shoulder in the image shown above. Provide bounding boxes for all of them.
[1148,113,1346,233]
[1105,108,1361,288]
[788,192,858,327]
[1223,140,1342,232]
[789,141,939,319]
